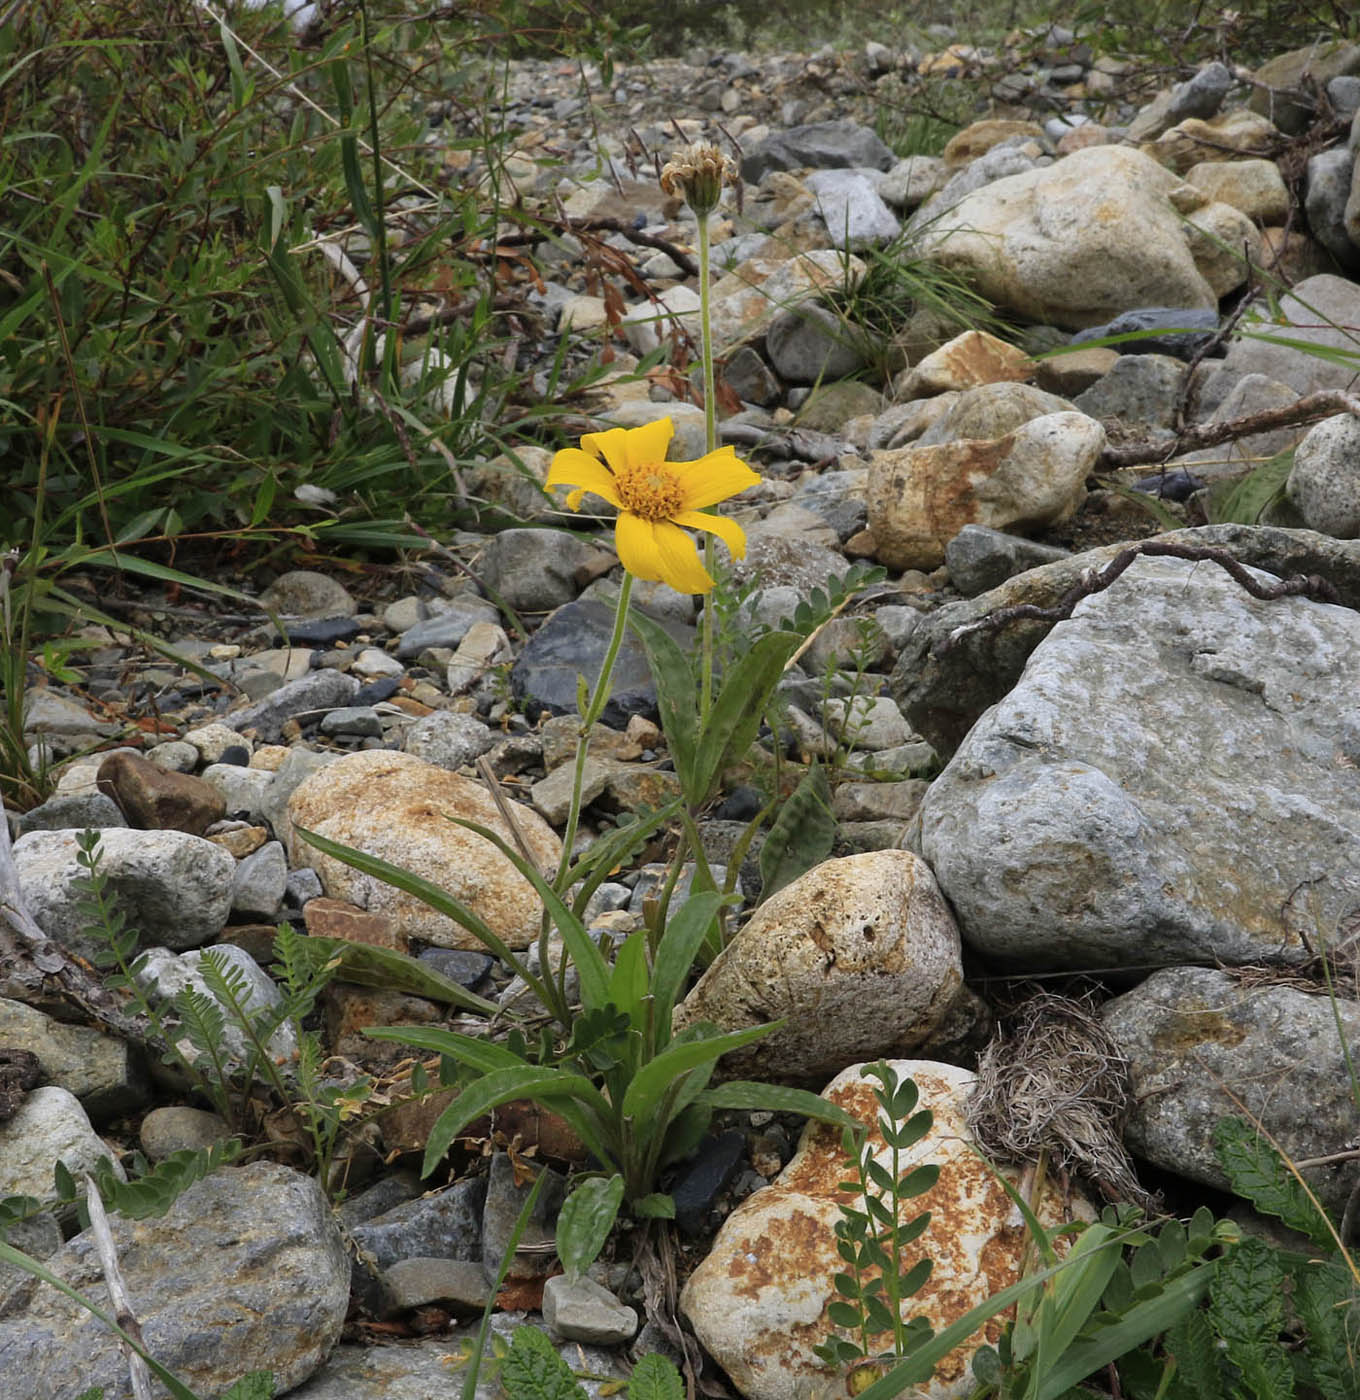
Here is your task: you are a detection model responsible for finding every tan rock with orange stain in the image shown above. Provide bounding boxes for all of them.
[865,412,1104,571]
[681,1061,1095,1400]
[895,331,1034,400]
[287,749,560,950]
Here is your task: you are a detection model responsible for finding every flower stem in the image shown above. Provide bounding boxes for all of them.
[697,210,717,725]
[554,571,635,894]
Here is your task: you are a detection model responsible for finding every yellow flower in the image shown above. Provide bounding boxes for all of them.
[545,417,759,595]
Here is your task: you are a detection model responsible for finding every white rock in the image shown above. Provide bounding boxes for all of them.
[674,852,963,1081]
[0,1087,126,1201]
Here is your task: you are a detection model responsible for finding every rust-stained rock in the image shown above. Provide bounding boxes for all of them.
[866,412,1104,571]
[97,751,225,836]
[673,852,962,1082]
[681,1061,1094,1400]
[303,897,407,953]
[287,750,560,950]
[896,330,1034,400]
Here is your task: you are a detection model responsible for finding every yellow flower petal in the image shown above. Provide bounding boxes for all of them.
[613,511,665,584]
[544,449,622,511]
[672,508,747,561]
[581,418,674,475]
[675,447,762,510]
[651,519,717,594]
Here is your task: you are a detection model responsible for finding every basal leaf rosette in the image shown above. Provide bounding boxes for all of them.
[546,417,759,594]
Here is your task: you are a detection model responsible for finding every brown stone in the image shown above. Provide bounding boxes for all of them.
[1034,347,1120,397]
[96,750,225,835]
[206,825,269,858]
[1258,227,1335,285]
[942,119,1044,169]
[1140,110,1280,175]
[304,897,408,953]
[322,984,443,1066]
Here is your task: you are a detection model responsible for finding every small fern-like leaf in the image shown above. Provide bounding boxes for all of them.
[1165,1308,1227,1400]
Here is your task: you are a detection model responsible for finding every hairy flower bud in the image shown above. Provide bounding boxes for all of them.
[659,143,737,219]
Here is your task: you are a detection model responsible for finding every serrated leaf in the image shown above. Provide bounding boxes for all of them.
[1293,1259,1359,1400]
[219,1375,275,1400]
[1213,1117,1333,1247]
[555,1176,624,1283]
[628,1354,684,1400]
[501,1324,589,1400]
[1210,1236,1292,1398]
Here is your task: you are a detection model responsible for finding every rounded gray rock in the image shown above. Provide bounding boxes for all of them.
[13,828,235,959]
[1288,412,1360,538]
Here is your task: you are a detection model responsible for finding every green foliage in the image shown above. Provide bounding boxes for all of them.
[359,872,860,1203]
[503,1326,590,1400]
[813,1062,938,1380]
[1213,1116,1335,1248]
[1204,451,1295,527]
[759,760,835,901]
[555,1173,626,1282]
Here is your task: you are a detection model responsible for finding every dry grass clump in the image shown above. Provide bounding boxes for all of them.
[967,990,1156,1211]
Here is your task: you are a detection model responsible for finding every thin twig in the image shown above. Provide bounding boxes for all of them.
[1101,388,1360,468]
[83,1175,155,1400]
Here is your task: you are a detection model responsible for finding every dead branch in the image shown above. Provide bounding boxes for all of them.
[937,540,1342,655]
[1100,388,1360,469]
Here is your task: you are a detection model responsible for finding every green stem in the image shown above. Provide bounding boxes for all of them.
[553,572,635,895]
[697,210,717,726]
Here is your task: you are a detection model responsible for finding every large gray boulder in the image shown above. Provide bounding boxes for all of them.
[1221,274,1360,396]
[0,1162,349,1400]
[917,554,1360,969]
[1103,967,1360,1215]
[891,525,1360,756]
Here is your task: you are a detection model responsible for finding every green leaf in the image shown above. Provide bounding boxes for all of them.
[620,1024,780,1127]
[555,1175,624,1282]
[1165,1309,1227,1400]
[295,935,499,1015]
[630,611,698,798]
[628,1353,685,1400]
[1212,1117,1334,1247]
[1206,449,1294,526]
[420,1066,609,1177]
[445,816,612,1014]
[759,760,835,902]
[607,931,650,1029]
[501,1322,589,1400]
[632,1193,676,1219]
[363,1025,525,1072]
[1293,1259,1359,1400]
[293,825,536,987]
[693,630,802,804]
[700,1081,862,1133]
[650,890,726,1044]
[1209,1236,1292,1400]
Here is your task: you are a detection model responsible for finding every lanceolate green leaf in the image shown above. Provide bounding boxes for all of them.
[759,760,835,901]
[692,630,802,803]
[292,824,546,997]
[701,1080,862,1132]
[621,1024,780,1126]
[629,611,699,799]
[650,890,726,1042]
[445,816,611,1013]
[299,935,499,1015]
[364,1024,525,1072]
[555,1175,625,1282]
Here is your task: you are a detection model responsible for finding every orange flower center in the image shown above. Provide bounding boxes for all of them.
[613,459,686,522]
